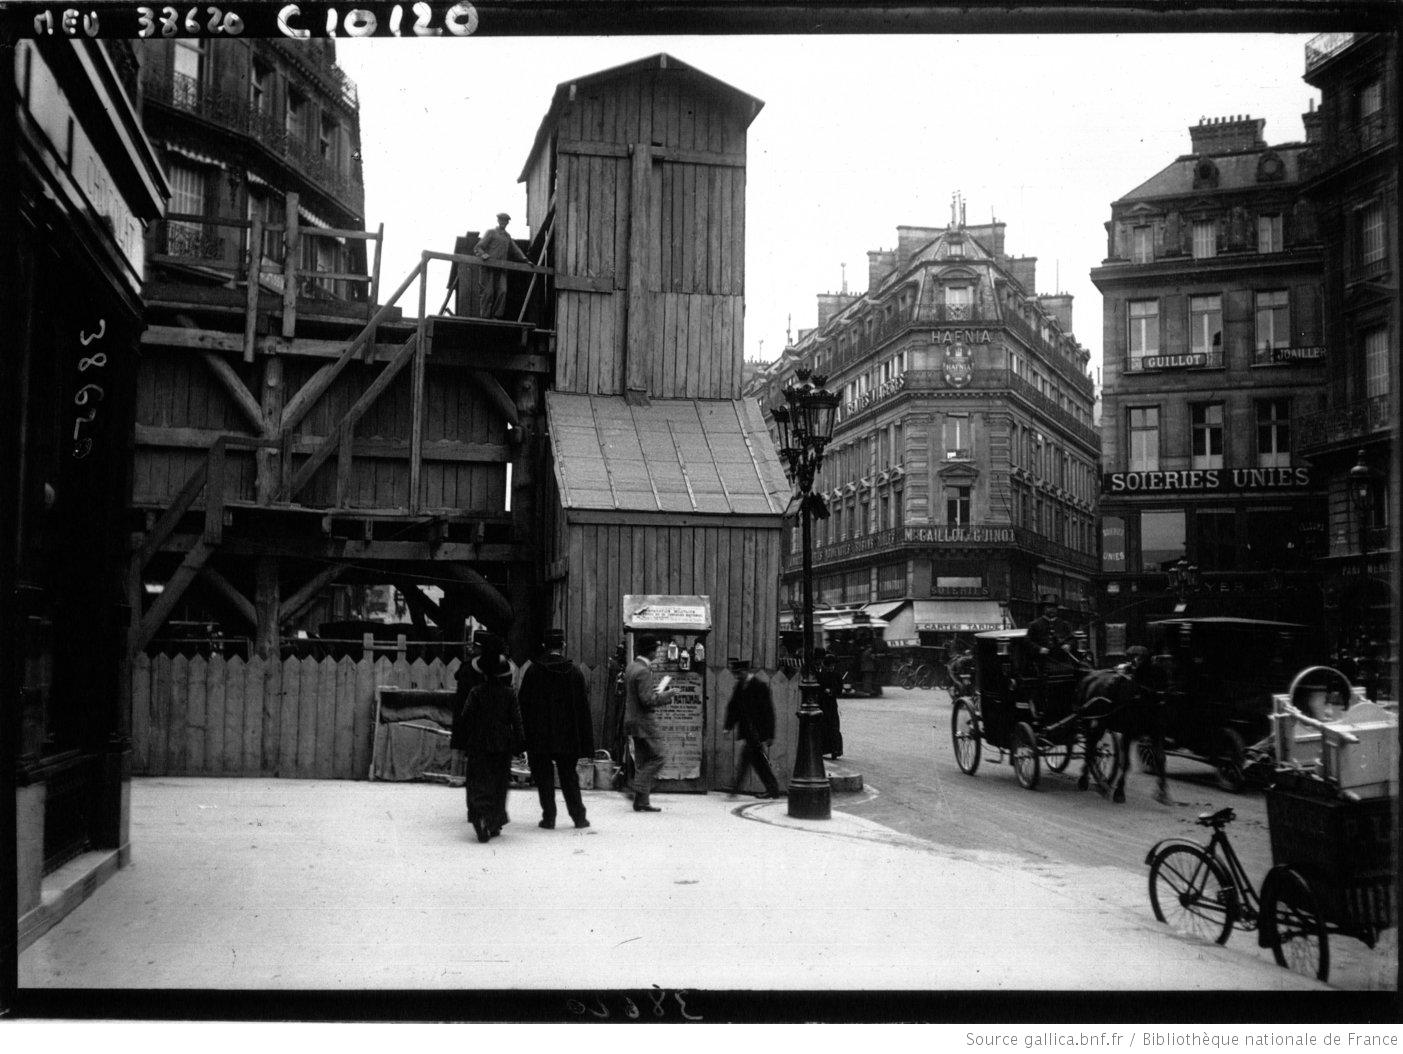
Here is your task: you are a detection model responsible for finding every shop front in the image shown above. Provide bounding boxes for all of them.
[5,37,168,949]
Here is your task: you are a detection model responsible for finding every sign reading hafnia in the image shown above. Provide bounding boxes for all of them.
[1102,467,1312,494]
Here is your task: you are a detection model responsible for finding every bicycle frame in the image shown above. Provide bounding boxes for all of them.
[1146,825,1261,930]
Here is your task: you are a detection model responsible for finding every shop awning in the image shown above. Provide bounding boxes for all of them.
[911,600,1008,633]
[863,601,907,622]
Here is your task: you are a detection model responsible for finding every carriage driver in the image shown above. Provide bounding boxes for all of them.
[1028,597,1076,712]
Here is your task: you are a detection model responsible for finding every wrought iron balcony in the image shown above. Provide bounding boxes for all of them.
[1305,32,1360,75]
[1297,394,1394,452]
[147,70,365,212]
[156,221,224,261]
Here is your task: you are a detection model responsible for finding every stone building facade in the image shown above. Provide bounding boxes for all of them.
[1296,32,1398,693]
[748,213,1099,648]
[1091,113,1328,652]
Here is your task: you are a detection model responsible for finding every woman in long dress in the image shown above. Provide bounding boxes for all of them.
[458,648,525,842]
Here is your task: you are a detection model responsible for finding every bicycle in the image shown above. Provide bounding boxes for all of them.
[1144,804,1357,982]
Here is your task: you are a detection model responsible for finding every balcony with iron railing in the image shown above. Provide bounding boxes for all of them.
[790,521,1097,573]
[1297,393,1394,453]
[1305,32,1360,75]
[998,300,1094,396]
[148,69,365,212]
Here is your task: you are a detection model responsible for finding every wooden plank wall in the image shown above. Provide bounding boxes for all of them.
[560,518,784,786]
[133,349,510,514]
[131,652,459,778]
[551,70,748,401]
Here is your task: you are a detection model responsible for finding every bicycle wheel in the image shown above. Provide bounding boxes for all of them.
[1262,866,1330,982]
[950,697,982,775]
[900,665,916,690]
[1147,844,1237,944]
[1213,727,1248,793]
[916,665,937,690]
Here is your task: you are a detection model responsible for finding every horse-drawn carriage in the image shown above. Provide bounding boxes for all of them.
[949,628,1120,791]
[1138,617,1326,792]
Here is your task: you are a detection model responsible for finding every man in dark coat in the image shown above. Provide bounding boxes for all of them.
[724,658,781,799]
[623,634,677,813]
[451,631,516,824]
[517,628,595,830]
[458,648,525,843]
[474,212,528,318]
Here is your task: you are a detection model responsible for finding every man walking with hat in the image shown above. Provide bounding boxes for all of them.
[474,212,528,319]
[623,635,678,812]
[517,628,595,829]
[724,658,781,799]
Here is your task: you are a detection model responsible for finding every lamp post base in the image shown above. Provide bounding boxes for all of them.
[787,678,831,820]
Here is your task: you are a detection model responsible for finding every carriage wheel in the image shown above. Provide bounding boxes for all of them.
[1213,728,1248,793]
[1045,738,1073,773]
[1088,727,1122,790]
[1012,722,1041,790]
[1136,736,1165,776]
[1147,844,1236,944]
[950,698,982,775]
[1262,866,1330,982]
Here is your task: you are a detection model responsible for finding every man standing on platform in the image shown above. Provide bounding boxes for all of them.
[474,212,528,319]
[518,628,595,830]
[724,658,781,799]
[623,635,677,813]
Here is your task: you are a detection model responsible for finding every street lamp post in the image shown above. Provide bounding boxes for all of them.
[1348,450,1376,694]
[772,368,839,820]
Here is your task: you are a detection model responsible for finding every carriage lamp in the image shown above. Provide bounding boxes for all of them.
[771,369,841,820]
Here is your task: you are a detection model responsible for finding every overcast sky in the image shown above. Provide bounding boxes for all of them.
[334,33,1319,380]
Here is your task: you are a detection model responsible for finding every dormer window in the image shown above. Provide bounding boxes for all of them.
[949,240,965,258]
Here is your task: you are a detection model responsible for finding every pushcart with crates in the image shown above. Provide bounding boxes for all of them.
[1255,667,1396,979]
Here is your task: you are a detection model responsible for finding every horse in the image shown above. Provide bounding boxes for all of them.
[1074,651,1170,805]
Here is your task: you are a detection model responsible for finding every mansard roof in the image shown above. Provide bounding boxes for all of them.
[1115,143,1309,204]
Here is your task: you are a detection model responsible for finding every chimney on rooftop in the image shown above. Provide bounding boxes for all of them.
[1189,114,1267,155]
[868,249,896,293]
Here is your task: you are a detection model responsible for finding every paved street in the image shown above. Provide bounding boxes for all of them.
[835,685,1397,992]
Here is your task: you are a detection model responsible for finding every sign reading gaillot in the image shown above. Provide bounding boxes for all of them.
[1102,467,1312,494]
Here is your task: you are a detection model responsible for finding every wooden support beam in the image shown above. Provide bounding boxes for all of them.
[276,259,426,434]
[244,215,264,363]
[410,256,428,513]
[368,222,383,321]
[279,562,348,626]
[395,578,444,628]
[443,564,513,633]
[257,356,284,504]
[469,369,519,429]
[279,333,421,501]
[626,143,653,394]
[133,539,215,652]
[199,565,257,628]
[136,461,208,571]
[281,191,299,338]
[200,352,267,434]
[254,558,280,660]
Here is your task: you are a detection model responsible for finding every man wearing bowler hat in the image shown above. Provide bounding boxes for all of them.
[517,628,595,829]
[474,212,528,319]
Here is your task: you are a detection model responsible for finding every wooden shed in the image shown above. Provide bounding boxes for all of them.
[523,56,794,788]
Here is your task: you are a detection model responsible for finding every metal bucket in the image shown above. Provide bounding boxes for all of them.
[591,749,615,790]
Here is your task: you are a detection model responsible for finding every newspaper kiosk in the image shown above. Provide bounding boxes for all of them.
[623,594,712,793]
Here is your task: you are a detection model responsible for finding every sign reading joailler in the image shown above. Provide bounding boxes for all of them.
[1102,467,1312,494]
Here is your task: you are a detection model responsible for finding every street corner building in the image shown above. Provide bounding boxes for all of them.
[523,56,795,789]
[5,35,169,949]
[745,204,1099,658]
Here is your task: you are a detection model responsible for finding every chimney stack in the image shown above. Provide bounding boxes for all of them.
[1189,114,1267,154]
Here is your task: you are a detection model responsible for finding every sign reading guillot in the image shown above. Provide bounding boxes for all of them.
[1102,467,1312,494]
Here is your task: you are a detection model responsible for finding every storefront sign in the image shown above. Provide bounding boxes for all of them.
[1270,346,1326,364]
[1101,517,1126,570]
[1143,353,1208,370]
[21,43,146,277]
[943,345,973,388]
[932,329,994,344]
[915,621,1003,632]
[1102,467,1312,494]
[905,525,1015,544]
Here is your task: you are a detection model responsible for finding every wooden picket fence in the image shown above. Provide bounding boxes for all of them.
[131,653,460,779]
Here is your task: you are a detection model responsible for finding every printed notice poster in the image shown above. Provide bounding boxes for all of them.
[654,670,704,780]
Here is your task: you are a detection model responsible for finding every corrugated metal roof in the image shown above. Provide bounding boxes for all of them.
[546,392,790,517]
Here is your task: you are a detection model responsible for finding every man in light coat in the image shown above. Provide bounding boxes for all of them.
[474,212,528,318]
[622,634,677,813]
